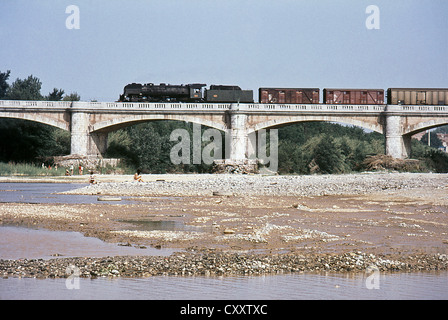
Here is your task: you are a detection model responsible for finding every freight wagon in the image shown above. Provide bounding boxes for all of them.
[387,88,448,105]
[259,88,320,104]
[323,89,384,105]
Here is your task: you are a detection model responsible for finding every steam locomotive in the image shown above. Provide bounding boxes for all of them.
[119,82,448,105]
[119,83,253,103]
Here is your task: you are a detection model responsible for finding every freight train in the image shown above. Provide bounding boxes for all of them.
[119,83,448,105]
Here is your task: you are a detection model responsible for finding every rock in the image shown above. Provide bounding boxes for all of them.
[212,191,233,197]
[223,229,235,234]
[97,196,122,201]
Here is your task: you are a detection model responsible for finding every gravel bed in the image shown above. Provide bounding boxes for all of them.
[64,172,448,197]
[1,250,447,279]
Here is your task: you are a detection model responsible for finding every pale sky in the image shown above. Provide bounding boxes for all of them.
[1,0,447,101]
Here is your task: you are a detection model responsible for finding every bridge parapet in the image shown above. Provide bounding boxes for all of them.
[72,102,387,113]
[239,103,386,112]
[71,101,232,111]
[0,100,71,109]
[386,104,448,113]
[2,100,447,114]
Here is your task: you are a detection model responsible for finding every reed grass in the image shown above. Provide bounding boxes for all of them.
[0,162,65,176]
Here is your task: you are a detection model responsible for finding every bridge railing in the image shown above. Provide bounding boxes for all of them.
[75,103,446,113]
[0,100,447,113]
[240,104,387,112]
[72,101,389,112]
[387,105,448,112]
[0,100,72,108]
[71,101,233,110]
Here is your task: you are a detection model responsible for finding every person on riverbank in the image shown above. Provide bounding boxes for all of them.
[134,169,143,182]
[89,171,96,184]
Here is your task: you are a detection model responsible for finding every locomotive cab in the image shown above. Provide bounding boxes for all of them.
[188,83,207,102]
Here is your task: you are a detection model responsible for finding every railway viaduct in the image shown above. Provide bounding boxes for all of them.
[0,100,447,165]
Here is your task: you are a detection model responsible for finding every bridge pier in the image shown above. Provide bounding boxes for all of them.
[70,111,107,157]
[70,111,89,156]
[212,105,259,173]
[227,109,250,160]
[384,108,411,159]
[89,131,108,157]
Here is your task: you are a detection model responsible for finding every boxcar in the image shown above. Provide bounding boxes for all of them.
[259,88,320,104]
[387,88,448,105]
[323,89,384,105]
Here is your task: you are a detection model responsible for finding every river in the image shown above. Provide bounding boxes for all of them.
[0,182,447,300]
[1,271,447,300]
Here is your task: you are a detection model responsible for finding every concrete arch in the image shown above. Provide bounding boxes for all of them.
[0,113,69,131]
[248,115,384,134]
[404,119,448,136]
[90,114,228,133]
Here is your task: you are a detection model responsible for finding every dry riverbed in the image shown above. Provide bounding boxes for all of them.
[1,172,448,278]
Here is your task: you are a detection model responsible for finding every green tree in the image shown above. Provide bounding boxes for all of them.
[313,135,345,174]
[277,140,307,174]
[0,119,65,162]
[0,70,10,99]
[434,125,448,134]
[47,88,65,101]
[424,149,448,173]
[63,92,81,101]
[106,121,222,173]
[7,75,43,100]
[0,73,72,163]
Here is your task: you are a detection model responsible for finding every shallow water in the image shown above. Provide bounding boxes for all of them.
[1,271,447,300]
[0,225,176,259]
[117,219,210,233]
[0,182,133,205]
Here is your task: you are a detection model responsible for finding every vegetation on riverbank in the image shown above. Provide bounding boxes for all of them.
[1,121,447,176]
[106,121,448,174]
[0,162,66,176]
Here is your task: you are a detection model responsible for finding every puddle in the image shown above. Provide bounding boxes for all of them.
[0,224,177,260]
[117,219,209,233]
